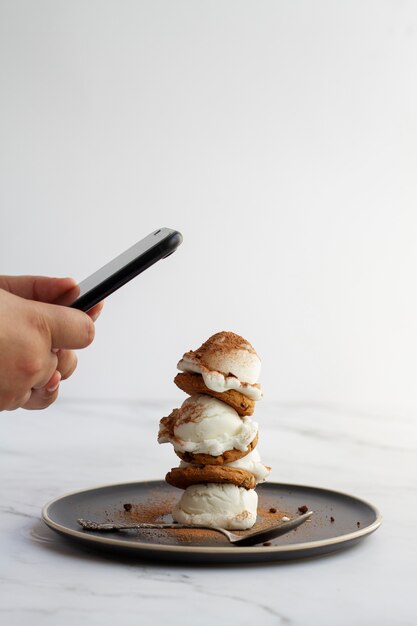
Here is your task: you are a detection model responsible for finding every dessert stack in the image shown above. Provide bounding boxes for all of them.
[158,331,270,530]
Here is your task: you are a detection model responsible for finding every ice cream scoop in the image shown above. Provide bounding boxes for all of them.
[177,331,262,400]
[158,394,258,457]
[172,483,258,530]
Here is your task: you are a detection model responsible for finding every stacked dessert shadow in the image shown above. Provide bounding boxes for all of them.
[158,331,270,530]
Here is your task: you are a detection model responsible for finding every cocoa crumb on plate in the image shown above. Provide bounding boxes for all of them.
[298,505,309,514]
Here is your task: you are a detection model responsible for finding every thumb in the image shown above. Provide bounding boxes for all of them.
[39,301,96,350]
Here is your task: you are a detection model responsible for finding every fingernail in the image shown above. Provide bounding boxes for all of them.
[88,301,104,323]
[46,372,61,393]
[89,309,102,322]
[52,348,60,354]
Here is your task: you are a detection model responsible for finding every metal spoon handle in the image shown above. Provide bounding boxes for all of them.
[235,510,313,545]
[77,519,223,533]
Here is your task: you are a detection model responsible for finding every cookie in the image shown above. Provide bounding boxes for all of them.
[174,372,255,416]
[175,432,259,466]
[165,465,256,490]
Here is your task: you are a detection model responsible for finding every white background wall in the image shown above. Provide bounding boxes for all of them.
[1,0,416,413]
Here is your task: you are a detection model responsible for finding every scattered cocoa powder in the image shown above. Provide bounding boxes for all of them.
[109,491,177,526]
[256,507,293,530]
[108,498,294,546]
[122,500,173,524]
[123,503,132,512]
[330,516,335,522]
[162,527,225,545]
[164,506,293,545]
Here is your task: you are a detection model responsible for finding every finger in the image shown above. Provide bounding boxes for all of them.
[24,371,61,410]
[4,389,31,411]
[87,301,104,322]
[0,276,78,303]
[22,383,60,410]
[55,350,78,380]
[40,303,95,350]
[43,369,62,393]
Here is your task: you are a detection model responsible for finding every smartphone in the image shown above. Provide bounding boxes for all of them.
[55,228,183,311]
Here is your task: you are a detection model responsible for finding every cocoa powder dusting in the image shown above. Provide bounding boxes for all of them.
[257,506,293,529]
[107,496,292,546]
[166,505,293,545]
[175,401,205,426]
[183,331,257,369]
[158,401,206,444]
[158,409,179,441]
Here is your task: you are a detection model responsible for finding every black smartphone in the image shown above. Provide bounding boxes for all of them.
[55,228,183,311]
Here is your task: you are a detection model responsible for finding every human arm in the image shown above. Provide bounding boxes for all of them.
[0,276,103,411]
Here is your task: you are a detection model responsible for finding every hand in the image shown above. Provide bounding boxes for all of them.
[0,276,103,411]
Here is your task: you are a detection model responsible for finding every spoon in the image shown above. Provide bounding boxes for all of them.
[77,511,313,546]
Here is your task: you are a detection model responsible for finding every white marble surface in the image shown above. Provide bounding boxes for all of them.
[1,399,415,625]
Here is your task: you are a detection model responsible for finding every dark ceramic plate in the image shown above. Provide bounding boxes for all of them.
[42,480,382,564]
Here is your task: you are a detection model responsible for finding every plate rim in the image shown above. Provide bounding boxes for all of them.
[41,479,383,555]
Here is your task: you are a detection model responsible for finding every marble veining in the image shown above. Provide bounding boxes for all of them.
[1,399,415,625]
